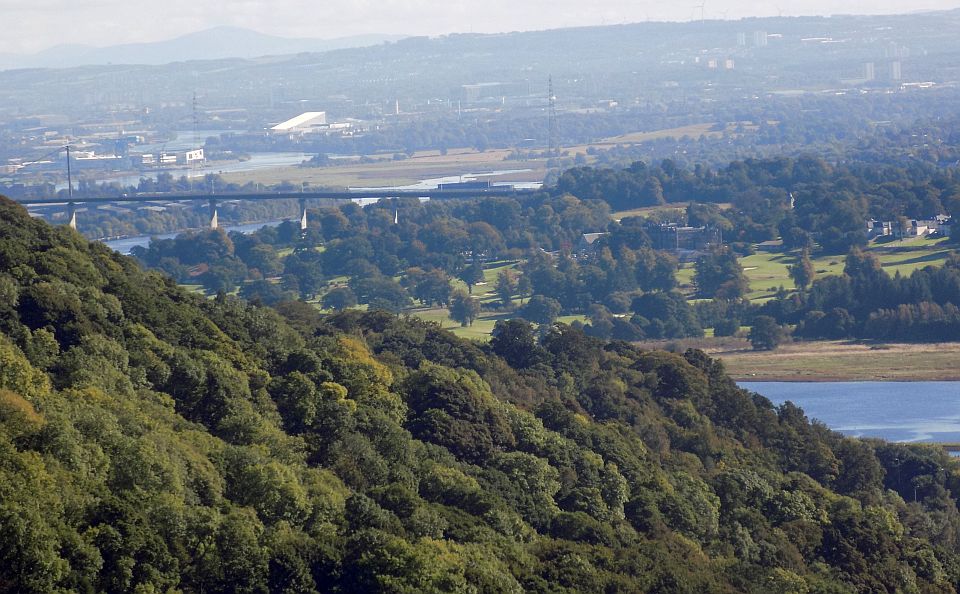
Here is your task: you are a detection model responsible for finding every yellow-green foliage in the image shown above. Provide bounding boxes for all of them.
[0,337,51,403]
[326,335,406,422]
[0,389,45,436]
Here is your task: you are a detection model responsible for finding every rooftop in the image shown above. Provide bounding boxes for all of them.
[271,111,327,131]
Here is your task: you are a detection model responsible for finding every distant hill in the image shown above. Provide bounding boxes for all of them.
[0,26,405,70]
[3,10,960,123]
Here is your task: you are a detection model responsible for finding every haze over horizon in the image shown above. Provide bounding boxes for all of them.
[3,0,960,54]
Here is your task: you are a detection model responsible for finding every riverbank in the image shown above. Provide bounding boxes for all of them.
[218,147,547,188]
[712,340,960,382]
[102,219,287,254]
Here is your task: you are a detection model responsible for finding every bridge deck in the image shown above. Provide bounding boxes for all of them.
[14,188,538,206]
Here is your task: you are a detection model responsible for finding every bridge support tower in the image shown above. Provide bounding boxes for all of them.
[67,202,77,230]
[299,198,308,231]
[208,199,219,229]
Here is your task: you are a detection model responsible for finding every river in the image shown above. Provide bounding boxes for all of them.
[349,169,542,192]
[739,381,960,443]
[104,219,287,254]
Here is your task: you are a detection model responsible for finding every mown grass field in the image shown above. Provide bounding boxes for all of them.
[407,307,587,341]
[738,236,954,302]
[676,237,954,302]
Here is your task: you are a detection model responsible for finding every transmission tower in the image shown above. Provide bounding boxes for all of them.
[192,92,199,148]
[191,92,201,190]
[547,76,559,157]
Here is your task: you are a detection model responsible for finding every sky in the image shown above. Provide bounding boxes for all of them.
[2,0,959,54]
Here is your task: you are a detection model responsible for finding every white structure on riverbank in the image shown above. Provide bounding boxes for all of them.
[270,112,328,134]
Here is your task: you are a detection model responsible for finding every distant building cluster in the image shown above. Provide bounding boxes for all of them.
[653,224,722,259]
[569,224,724,262]
[457,82,530,104]
[699,56,736,70]
[269,112,355,137]
[136,148,205,167]
[575,232,608,259]
[867,215,952,239]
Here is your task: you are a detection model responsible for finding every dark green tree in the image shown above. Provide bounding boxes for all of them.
[749,315,784,350]
[459,263,485,295]
[789,248,815,291]
[519,295,562,325]
[694,247,748,299]
[495,270,517,308]
[449,290,482,327]
[322,287,358,311]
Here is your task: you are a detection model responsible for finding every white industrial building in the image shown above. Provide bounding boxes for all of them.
[270,112,328,134]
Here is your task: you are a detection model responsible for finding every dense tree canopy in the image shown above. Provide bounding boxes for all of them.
[4,195,960,591]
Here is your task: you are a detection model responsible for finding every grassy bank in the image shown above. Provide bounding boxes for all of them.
[709,340,960,382]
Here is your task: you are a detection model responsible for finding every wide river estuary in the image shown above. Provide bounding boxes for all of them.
[740,382,960,443]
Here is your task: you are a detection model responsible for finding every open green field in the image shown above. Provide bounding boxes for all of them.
[710,340,960,382]
[739,236,954,302]
[177,284,207,294]
[676,263,695,291]
[869,235,956,275]
[407,307,586,341]
[612,202,733,221]
[740,251,803,301]
[676,236,953,302]
[565,122,751,157]
[407,308,504,340]
[480,261,520,284]
[607,200,954,302]
[612,205,688,221]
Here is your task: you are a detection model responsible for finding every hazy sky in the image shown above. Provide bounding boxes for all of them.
[2,0,959,53]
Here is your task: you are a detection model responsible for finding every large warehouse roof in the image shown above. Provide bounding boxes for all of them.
[271,111,327,131]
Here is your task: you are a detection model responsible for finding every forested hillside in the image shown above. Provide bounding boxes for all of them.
[3,194,960,592]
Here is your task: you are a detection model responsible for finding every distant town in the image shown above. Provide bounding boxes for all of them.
[3,11,958,204]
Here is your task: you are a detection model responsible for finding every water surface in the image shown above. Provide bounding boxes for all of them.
[103,220,286,254]
[739,381,960,443]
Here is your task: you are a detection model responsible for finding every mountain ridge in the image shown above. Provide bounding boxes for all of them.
[0,26,406,71]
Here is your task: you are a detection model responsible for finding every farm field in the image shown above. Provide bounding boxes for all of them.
[564,122,752,156]
[220,147,547,188]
